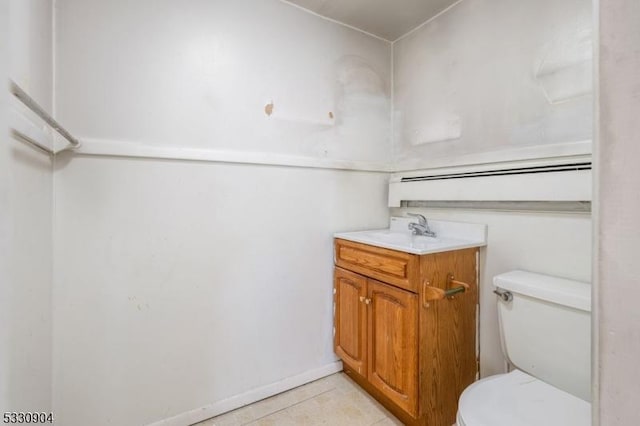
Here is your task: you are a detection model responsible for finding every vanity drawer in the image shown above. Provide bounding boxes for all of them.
[334,238,419,292]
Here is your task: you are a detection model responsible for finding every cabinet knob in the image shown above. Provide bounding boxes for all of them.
[359,296,365,302]
[364,298,372,305]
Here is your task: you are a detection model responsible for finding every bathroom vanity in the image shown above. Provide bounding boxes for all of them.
[333,217,486,426]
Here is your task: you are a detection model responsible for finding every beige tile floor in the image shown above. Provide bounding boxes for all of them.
[194,372,403,426]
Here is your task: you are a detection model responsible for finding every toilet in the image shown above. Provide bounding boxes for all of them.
[456,270,592,426]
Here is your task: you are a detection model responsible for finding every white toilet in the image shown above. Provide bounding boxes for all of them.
[456,270,592,426]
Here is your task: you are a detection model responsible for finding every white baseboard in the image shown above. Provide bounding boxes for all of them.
[148,361,343,426]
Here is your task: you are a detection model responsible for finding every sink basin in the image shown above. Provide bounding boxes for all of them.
[365,231,440,245]
[338,230,447,254]
[335,217,487,255]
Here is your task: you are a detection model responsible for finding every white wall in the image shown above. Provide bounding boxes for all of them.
[392,0,593,169]
[48,1,600,424]
[53,158,388,426]
[0,0,11,412]
[55,0,391,164]
[0,0,53,414]
[596,0,640,424]
[389,0,594,379]
[391,207,592,377]
[53,1,391,425]
[9,0,53,110]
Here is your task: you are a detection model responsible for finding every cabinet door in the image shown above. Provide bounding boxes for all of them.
[334,267,368,376]
[367,279,418,417]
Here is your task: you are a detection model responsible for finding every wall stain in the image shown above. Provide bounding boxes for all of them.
[264,102,274,116]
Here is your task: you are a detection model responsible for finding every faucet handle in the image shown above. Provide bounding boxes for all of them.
[407,213,427,226]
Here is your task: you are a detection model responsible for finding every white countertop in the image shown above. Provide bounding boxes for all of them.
[335,217,487,255]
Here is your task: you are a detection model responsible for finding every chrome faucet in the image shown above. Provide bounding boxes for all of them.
[407,213,437,237]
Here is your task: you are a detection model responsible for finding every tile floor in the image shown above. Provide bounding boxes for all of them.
[194,372,403,426]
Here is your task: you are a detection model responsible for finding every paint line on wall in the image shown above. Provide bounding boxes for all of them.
[269,113,335,127]
[535,25,593,104]
[410,115,462,145]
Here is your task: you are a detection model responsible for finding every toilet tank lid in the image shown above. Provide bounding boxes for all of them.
[493,270,591,312]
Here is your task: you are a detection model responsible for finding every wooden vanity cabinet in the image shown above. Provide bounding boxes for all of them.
[334,238,479,426]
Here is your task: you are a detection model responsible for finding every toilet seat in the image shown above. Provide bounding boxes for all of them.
[456,369,590,426]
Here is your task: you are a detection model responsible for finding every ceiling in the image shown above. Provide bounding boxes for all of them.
[284,0,461,41]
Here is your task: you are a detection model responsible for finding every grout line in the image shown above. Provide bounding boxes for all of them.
[240,388,337,425]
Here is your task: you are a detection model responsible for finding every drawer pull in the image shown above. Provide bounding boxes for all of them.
[422,274,471,305]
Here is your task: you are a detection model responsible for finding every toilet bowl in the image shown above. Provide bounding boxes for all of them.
[457,270,591,425]
[456,369,590,426]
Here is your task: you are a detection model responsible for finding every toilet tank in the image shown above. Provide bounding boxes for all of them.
[494,270,591,401]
